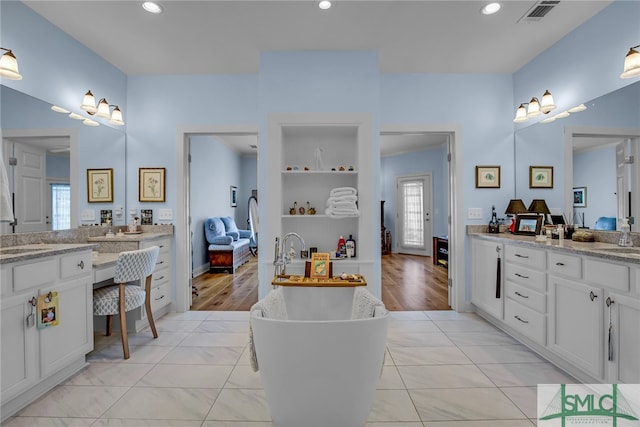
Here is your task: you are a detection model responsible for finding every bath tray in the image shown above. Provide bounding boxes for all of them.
[272,274,366,287]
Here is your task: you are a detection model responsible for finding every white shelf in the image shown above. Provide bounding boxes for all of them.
[281,214,359,219]
[282,170,357,175]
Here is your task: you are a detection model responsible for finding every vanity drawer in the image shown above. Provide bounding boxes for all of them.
[150,265,169,287]
[153,252,170,272]
[504,263,546,292]
[505,281,546,313]
[60,252,92,279]
[141,238,171,253]
[548,252,581,279]
[584,258,629,292]
[505,298,546,345]
[150,282,171,312]
[505,245,546,269]
[14,259,57,292]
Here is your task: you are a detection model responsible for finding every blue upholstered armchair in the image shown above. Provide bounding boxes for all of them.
[205,216,252,273]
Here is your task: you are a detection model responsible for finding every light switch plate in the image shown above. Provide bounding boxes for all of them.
[468,208,483,219]
[81,209,95,221]
[158,209,173,220]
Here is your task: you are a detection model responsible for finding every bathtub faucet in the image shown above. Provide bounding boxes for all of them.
[274,232,305,276]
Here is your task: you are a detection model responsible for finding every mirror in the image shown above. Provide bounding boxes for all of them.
[1,84,127,233]
[515,81,640,231]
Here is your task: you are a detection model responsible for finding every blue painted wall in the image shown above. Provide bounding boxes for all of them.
[46,155,70,179]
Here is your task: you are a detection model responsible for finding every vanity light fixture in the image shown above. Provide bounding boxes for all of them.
[620,45,640,79]
[513,90,556,123]
[80,90,125,126]
[0,47,23,80]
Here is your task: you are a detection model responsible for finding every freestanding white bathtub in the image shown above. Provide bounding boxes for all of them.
[250,286,389,427]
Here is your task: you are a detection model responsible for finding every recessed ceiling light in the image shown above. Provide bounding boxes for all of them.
[142,1,163,14]
[318,1,332,10]
[51,105,70,113]
[555,111,570,119]
[540,116,556,124]
[68,112,85,120]
[568,104,587,113]
[481,2,501,15]
[83,118,100,127]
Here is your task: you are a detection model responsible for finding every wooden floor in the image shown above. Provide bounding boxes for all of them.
[190,253,450,311]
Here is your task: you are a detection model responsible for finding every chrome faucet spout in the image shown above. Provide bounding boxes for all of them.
[278,232,306,276]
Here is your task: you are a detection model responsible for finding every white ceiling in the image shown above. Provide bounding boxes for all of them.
[20,0,613,155]
[24,0,611,75]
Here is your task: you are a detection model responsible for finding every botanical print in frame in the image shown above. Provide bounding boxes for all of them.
[87,168,113,203]
[573,186,587,207]
[139,168,166,202]
[530,165,554,189]
[475,166,501,188]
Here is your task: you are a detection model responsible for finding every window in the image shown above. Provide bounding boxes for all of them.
[402,180,424,247]
[51,183,70,230]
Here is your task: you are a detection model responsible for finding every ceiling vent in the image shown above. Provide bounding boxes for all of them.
[518,0,560,22]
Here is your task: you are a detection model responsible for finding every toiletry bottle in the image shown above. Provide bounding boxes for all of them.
[488,205,499,233]
[619,218,633,247]
[337,235,346,257]
[557,224,564,240]
[346,234,356,258]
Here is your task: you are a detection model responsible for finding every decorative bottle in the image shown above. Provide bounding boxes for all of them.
[488,205,499,234]
[337,235,346,257]
[346,235,356,258]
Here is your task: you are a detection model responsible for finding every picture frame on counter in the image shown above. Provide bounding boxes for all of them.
[514,214,543,236]
[139,167,166,202]
[475,165,500,188]
[529,165,554,188]
[87,168,114,203]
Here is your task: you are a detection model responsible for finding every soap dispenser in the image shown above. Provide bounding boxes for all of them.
[618,218,633,247]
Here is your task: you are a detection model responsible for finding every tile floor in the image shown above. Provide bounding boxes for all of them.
[2,310,577,426]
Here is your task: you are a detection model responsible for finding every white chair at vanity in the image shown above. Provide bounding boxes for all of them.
[92,246,160,359]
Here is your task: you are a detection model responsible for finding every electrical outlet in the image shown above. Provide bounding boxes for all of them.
[158,209,173,220]
[81,209,95,221]
[468,208,483,219]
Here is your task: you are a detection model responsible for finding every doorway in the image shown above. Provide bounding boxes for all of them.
[380,128,454,310]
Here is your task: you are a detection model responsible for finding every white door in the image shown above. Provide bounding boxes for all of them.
[395,173,432,256]
[2,140,48,233]
[616,140,630,229]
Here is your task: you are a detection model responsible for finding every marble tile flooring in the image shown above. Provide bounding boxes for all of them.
[2,310,577,426]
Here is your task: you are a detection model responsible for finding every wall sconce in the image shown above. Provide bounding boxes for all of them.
[0,47,23,80]
[513,90,556,123]
[80,90,125,125]
[620,44,640,79]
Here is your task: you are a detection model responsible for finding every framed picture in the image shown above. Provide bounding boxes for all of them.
[309,252,331,279]
[514,214,543,236]
[230,186,238,207]
[87,168,113,203]
[475,166,501,188]
[139,168,166,202]
[573,186,587,207]
[529,166,554,188]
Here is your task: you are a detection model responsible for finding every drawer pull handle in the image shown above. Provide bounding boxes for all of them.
[589,291,598,301]
[155,295,165,301]
[514,254,529,258]
[555,262,565,266]
[157,261,164,265]
[155,276,165,281]
[514,315,529,324]
[77,260,85,269]
[514,273,529,279]
[515,291,529,299]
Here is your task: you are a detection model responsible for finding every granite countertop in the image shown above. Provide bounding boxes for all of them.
[0,243,98,264]
[92,252,119,268]
[87,232,172,242]
[468,230,640,265]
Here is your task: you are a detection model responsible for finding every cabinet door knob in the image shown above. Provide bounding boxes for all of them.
[77,260,85,269]
[606,297,615,307]
[589,291,598,301]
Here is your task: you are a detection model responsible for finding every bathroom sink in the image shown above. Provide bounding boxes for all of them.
[596,247,640,255]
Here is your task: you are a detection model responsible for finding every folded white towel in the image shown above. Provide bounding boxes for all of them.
[327,201,358,209]
[330,187,357,197]
[351,286,386,319]
[249,288,288,372]
[325,208,360,218]
[326,195,358,206]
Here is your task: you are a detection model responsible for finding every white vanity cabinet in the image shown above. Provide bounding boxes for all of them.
[470,238,503,319]
[469,234,640,384]
[1,248,93,421]
[503,244,547,345]
[140,237,173,318]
